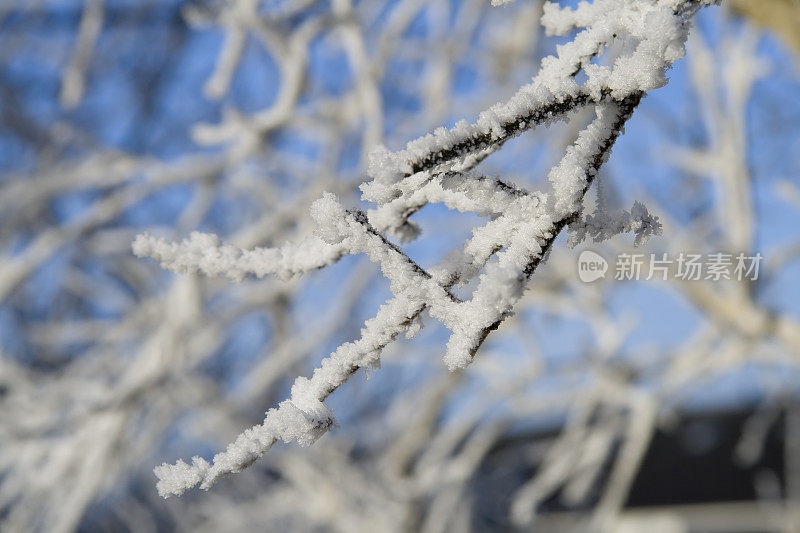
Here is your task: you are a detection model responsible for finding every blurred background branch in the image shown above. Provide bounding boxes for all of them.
[0,1,799,531]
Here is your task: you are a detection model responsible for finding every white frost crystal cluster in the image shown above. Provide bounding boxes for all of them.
[135,0,713,498]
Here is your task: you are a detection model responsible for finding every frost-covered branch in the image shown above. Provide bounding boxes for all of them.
[568,200,662,247]
[144,0,716,498]
[133,232,347,283]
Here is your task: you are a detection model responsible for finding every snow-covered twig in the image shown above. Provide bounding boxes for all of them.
[140,0,717,499]
[133,232,347,283]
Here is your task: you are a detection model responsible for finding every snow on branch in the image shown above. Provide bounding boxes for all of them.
[139,0,716,498]
[568,200,663,247]
[132,232,346,282]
